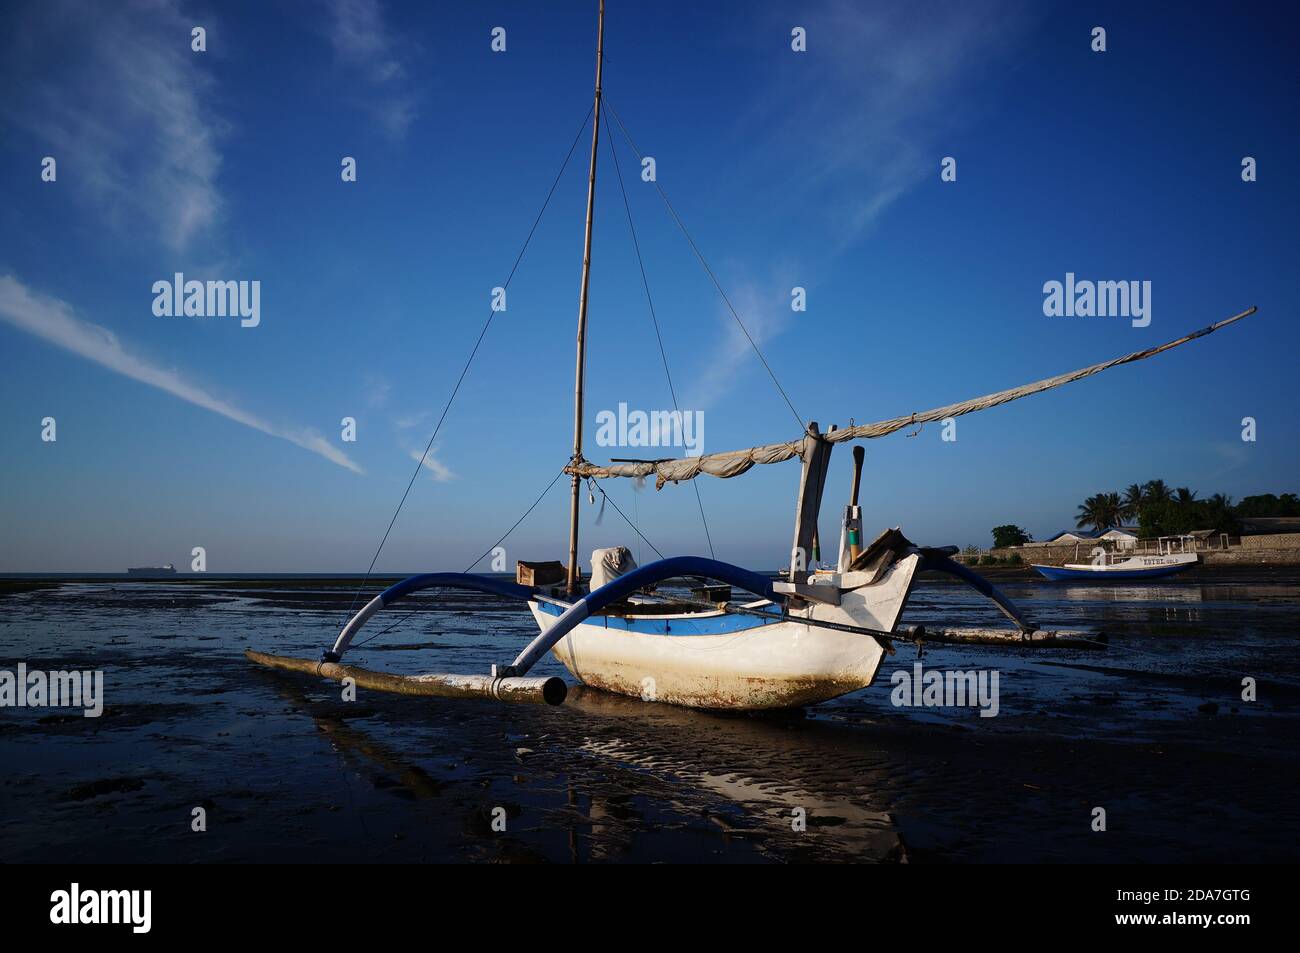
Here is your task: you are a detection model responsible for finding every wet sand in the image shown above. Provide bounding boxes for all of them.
[1,577,1297,863]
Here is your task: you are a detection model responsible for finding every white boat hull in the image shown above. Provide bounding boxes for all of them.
[527,554,920,710]
[1064,552,1198,572]
[527,609,885,709]
[1032,552,1198,580]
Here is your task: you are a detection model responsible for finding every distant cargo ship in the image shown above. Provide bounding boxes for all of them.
[127,564,176,576]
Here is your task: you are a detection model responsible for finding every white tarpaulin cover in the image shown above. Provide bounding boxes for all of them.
[590,546,637,589]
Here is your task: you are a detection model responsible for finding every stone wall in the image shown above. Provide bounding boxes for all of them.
[1201,545,1300,565]
[988,542,1109,564]
[1238,532,1300,550]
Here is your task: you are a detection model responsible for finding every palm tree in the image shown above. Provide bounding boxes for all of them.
[1208,493,1233,509]
[1121,483,1146,522]
[1144,479,1173,504]
[1175,486,1198,505]
[1076,495,1103,531]
[1076,492,1123,531]
[1101,491,1123,529]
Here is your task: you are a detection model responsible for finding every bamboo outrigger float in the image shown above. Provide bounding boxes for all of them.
[246,1,1255,710]
[245,650,567,705]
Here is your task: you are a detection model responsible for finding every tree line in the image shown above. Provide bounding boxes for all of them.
[991,485,1298,547]
[1076,481,1299,537]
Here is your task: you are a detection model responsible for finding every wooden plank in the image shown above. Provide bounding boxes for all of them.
[789,422,832,583]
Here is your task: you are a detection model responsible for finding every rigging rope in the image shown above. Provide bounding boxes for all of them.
[603,97,806,433]
[337,103,596,629]
[462,466,570,574]
[603,110,716,558]
[351,465,568,648]
[589,478,667,562]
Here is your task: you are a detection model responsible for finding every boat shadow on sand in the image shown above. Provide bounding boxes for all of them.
[252,666,907,862]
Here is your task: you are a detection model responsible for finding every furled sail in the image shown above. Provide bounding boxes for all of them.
[568,307,1256,488]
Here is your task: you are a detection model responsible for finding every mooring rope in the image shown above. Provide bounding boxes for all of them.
[337,103,595,630]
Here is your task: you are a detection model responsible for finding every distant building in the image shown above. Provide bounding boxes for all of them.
[1024,526,1140,549]
[1043,530,1092,544]
[1098,527,1140,549]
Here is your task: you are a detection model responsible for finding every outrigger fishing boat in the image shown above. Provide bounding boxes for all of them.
[248,1,1256,710]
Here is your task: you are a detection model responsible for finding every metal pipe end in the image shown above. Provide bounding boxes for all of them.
[541,677,568,706]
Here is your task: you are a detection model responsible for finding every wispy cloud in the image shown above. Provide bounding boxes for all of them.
[395,410,431,431]
[363,374,391,409]
[684,277,798,415]
[322,0,418,137]
[1,0,226,252]
[408,447,453,482]
[757,0,1033,240]
[0,275,362,473]
[669,2,1033,418]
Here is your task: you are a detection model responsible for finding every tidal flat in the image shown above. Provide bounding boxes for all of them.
[1,574,1297,863]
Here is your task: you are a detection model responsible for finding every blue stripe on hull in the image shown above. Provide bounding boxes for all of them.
[1031,563,1195,581]
[535,597,781,635]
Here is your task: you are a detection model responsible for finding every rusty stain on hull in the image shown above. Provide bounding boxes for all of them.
[575,667,872,710]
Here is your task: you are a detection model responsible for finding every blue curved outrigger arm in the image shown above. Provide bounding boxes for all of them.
[324,558,779,665]
[324,573,537,661]
[918,553,1036,633]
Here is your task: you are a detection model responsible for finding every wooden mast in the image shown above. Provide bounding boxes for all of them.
[566,0,605,594]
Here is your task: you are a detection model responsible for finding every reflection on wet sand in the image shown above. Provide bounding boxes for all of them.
[564,687,906,861]
[263,675,447,801]
[257,668,908,861]
[1049,584,1206,603]
[264,667,908,860]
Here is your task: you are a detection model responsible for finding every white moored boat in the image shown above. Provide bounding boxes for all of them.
[1033,549,1199,581]
[1029,535,1201,579]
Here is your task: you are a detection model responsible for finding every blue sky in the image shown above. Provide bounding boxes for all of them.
[1,0,1296,572]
